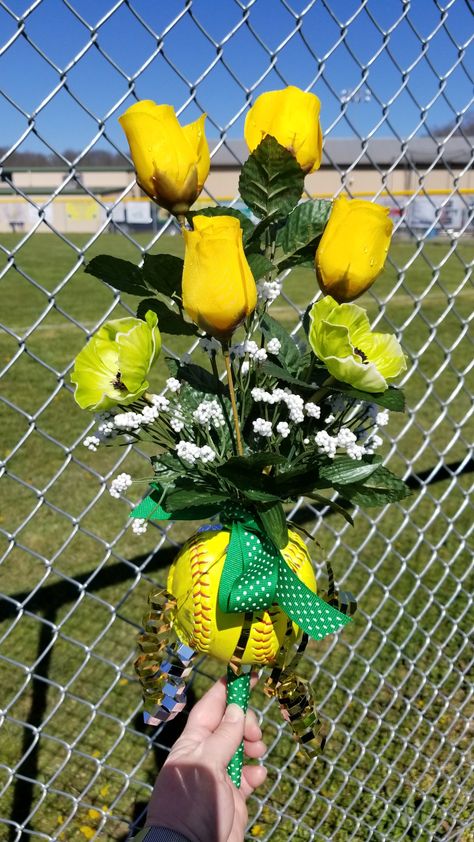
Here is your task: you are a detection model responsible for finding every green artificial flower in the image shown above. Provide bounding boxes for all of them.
[71,310,161,410]
[308,296,406,392]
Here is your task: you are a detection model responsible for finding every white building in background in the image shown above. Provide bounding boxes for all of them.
[0,136,472,235]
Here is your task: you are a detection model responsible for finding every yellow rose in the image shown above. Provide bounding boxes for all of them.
[182,215,257,339]
[244,85,322,173]
[316,196,393,302]
[119,100,210,214]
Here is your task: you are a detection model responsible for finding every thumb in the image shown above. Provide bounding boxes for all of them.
[206,703,245,766]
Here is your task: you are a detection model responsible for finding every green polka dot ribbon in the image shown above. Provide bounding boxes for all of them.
[131,494,352,643]
[226,666,251,788]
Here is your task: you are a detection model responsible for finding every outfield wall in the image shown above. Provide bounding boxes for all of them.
[0,189,472,236]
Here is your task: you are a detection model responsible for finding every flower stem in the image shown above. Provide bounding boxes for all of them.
[223,345,244,456]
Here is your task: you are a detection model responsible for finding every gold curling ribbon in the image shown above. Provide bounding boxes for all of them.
[134,589,196,723]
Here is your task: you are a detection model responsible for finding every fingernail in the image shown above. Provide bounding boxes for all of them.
[224,703,243,723]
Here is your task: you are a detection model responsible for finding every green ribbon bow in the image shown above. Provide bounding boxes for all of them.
[131,490,351,643]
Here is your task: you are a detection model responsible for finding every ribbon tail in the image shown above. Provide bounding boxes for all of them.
[276,558,352,642]
[218,523,247,613]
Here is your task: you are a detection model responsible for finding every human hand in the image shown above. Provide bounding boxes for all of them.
[146,675,267,842]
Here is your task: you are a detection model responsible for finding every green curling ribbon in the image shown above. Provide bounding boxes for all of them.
[131,494,352,642]
[226,666,251,788]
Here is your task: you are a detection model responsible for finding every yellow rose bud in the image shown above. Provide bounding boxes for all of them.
[182,215,257,340]
[316,196,393,302]
[119,100,210,214]
[244,85,322,173]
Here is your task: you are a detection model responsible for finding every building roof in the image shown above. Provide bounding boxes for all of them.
[211,136,473,167]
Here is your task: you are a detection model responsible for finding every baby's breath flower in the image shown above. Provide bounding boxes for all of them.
[150,395,170,411]
[166,377,181,393]
[253,418,273,437]
[83,435,100,452]
[315,430,337,458]
[114,411,143,431]
[276,421,290,438]
[267,338,281,355]
[375,409,389,426]
[257,279,281,303]
[193,400,225,428]
[346,443,365,460]
[131,518,148,535]
[240,360,250,376]
[199,445,216,463]
[254,348,268,363]
[305,402,321,419]
[109,472,133,498]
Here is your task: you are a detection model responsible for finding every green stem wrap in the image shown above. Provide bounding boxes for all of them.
[226,666,251,787]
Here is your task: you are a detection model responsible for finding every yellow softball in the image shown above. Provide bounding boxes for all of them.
[167,527,317,665]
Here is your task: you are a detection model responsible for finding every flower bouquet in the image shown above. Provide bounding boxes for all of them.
[72,86,409,786]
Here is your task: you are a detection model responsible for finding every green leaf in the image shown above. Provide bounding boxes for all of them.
[174,362,229,397]
[336,466,411,507]
[165,488,227,512]
[258,501,288,549]
[239,136,305,220]
[136,298,198,335]
[142,254,184,299]
[273,466,331,498]
[304,492,354,526]
[319,456,381,486]
[328,382,406,412]
[242,488,281,503]
[260,360,317,390]
[219,452,286,478]
[260,313,301,373]
[246,252,275,282]
[276,199,331,265]
[85,255,148,296]
[188,206,255,240]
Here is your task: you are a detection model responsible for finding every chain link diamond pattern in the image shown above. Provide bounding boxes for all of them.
[1,1,472,840]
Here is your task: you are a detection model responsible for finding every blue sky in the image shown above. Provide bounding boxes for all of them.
[0,0,472,156]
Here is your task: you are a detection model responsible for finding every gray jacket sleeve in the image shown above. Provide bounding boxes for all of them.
[133,827,192,842]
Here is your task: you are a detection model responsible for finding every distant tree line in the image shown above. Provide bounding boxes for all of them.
[0,148,129,167]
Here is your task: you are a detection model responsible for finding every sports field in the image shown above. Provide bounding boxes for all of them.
[0,232,473,840]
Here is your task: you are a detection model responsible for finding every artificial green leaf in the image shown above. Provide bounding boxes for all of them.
[304,492,354,526]
[239,136,305,220]
[85,255,148,296]
[136,298,198,335]
[260,361,319,391]
[188,206,255,240]
[142,254,184,299]
[246,253,275,282]
[173,362,229,396]
[165,488,228,512]
[336,466,411,507]
[243,488,282,503]
[258,501,288,549]
[272,465,332,498]
[319,456,381,485]
[223,452,286,471]
[260,313,301,373]
[276,199,331,264]
[325,382,406,412]
[243,212,279,248]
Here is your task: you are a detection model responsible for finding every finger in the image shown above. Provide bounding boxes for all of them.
[205,703,245,765]
[186,673,260,737]
[244,737,266,759]
[244,708,262,743]
[239,763,267,798]
[186,676,227,735]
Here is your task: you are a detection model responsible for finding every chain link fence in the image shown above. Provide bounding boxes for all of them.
[1,1,473,840]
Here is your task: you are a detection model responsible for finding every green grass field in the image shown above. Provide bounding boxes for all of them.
[0,232,473,841]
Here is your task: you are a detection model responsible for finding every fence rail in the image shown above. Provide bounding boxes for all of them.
[1,1,473,840]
